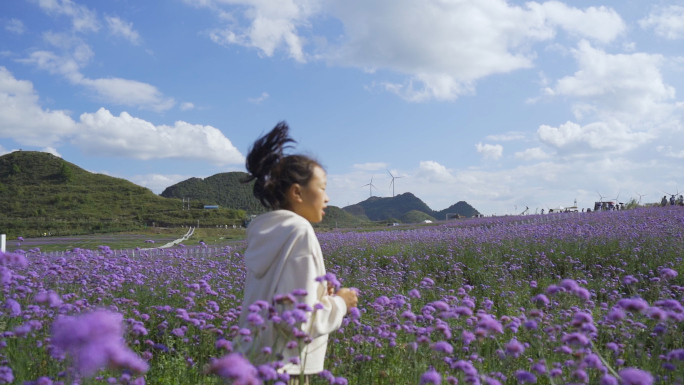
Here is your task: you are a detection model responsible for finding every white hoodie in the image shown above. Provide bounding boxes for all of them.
[237,209,347,374]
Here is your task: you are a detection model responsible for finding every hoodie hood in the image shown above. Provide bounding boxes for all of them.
[244,210,312,278]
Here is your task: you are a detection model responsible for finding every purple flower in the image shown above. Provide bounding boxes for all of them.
[0,366,14,384]
[617,298,649,312]
[607,308,625,321]
[484,377,502,385]
[561,332,591,347]
[431,341,453,354]
[291,288,308,297]
[257,365,278,381]
[4,299,21,317]
[618,368,653,385]
[461,330,475,346]
[600,375,618,385]
[247,313,265,326]
[333,377,348,385]
[0,251,28,268]
[505,339,525,358]
[207,353,260,384]
[668,349,684,361]
[532,294,549,306]
[660,268,678,279]
[420,369,441,385]
[559,279,579,292]
[451,360,477,376]
[51,310,148,376]
[622,275,639,285]
[316,273,341,290]
[476,315,503,335]
[216,339,233,351]
[515,370,537,383]
[408,289,421,298]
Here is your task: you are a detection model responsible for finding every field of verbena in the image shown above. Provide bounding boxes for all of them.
[1,206,683,384]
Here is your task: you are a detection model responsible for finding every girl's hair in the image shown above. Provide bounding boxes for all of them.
[242,122,321,210]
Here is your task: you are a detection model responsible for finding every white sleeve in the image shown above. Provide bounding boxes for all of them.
[277,252,347,339]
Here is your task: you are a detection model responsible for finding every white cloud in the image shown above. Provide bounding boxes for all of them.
[248,92,269,104]
[180,102,195,111]
[527,1,625,44]
[485,132,525,141]
[0,67,245,165]
[0,66,78,147]
[32,0,100,33]
[129,174,196,194]
[21,50,175,111]
[657,145,684,159]
[202,0,318,63]
[187,0,624,102]
[105,16,141,45]
[76,108,245,165]
[42,147,62,157]
[5,19,26,35]
[475,143,503,160]
[0,144,7,156]
[515,147,551,160]
[640,6,684,40]
[352,162,387,171]
[537,121,653,153]
[80,77,175,112]
[538,40,682,157]
[416,161,455,183]
[553,41,676,123]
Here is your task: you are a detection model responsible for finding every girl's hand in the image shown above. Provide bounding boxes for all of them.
[335,287,358,310]
[327,283,335,296]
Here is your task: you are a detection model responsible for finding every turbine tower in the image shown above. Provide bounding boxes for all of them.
[387,169,404,197]
[362,175,377,198]
[635,192,646,205]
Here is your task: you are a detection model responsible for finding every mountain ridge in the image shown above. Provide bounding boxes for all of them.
[342,192,480,222]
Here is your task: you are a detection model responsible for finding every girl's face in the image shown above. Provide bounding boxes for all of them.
[289,166,329,223]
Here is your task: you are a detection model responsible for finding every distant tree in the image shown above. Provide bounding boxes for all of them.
[11,164,21,175]
[60,162,74,183]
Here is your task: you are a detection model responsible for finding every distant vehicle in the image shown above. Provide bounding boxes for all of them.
[594,201,616,211]
[204,205,219,209]
[422,220,433,224]
[387,223,400,227]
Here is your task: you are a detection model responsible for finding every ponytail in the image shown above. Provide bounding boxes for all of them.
[243,122,320,210]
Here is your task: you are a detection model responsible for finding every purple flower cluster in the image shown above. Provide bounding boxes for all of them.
[1,206,683,383]
[51,310,148,376]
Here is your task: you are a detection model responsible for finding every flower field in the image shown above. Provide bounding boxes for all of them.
[1,206,684,384]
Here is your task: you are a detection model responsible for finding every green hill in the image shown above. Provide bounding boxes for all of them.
[161,172,265,214]
[161,172,369,228]
[342,192,480,221]
[314,206,370,229]
[400,210,437,223]
[0,151,246,238]
[435,201,480,220]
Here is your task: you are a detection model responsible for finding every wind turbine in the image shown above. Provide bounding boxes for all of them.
[387,169,404,197]
[596,191,606,211]
[362,175,377,198]
[635,192,647,205]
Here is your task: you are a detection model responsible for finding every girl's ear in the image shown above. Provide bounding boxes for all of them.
[287,183,303,204]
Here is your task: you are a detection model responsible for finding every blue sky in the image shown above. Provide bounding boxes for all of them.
[1,0,684,215]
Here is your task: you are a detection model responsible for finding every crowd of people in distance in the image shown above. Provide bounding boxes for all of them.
[661,194,684,207]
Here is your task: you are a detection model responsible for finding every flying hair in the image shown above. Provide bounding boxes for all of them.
[242,121,321,210]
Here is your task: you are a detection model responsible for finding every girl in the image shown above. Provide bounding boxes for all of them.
[238,122,358,383]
